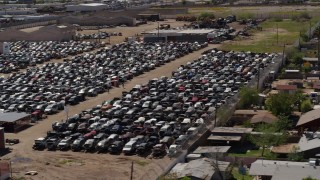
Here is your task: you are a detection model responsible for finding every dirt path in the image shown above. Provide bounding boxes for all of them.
[3,43,220,180]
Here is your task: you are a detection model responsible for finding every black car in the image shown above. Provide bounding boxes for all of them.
[135,143,151,156]
[108,141,124,154]
[71,137,86,151]
[46,137,59,151]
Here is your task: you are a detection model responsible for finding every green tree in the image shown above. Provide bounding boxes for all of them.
[266,93,295,116]
[238,87,259,109]
[301,99,313,113]
[288,146,304,162]
[274,114,292,132]
[292,53,304,66]
[182,0,186,5]
[249,124,287,156]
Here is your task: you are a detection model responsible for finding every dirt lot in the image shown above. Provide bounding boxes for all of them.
[2,19,222,179]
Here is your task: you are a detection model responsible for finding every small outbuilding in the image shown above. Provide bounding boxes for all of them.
[0,112,31,133]
[250,111,277,125]
[170,158,231,180]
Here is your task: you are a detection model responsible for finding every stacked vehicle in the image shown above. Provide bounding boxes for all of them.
[33,49,279,158]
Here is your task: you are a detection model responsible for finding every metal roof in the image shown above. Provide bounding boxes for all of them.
[249,160,309,176]
[207,135,242,141]
[193,146,231,154]
[179,29,214,34]
[0,112,30,123]
[272,166,320,180]
[211,127,253,134]
[170,158,230,179]
[296,108,320,126]
[298,134,320,152]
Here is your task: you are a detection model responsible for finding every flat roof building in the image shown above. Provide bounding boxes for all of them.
[249,159,320,180]
[0,112,31,132]
[66,3,108,12]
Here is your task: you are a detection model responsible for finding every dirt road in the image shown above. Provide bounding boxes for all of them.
[3,43,220,180]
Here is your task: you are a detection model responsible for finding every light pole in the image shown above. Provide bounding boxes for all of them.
[157,20,160,43]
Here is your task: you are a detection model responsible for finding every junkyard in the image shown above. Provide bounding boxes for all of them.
[1,2,320,180]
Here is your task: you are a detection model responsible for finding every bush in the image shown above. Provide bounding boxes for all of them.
[301,99,313,113]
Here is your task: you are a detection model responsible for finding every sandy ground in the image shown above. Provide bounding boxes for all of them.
[0,19,248,180]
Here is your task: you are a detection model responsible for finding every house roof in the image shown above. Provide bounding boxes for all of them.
[250,111,277,124]
[170,158,230,179]
[271,143,298,154]
[296,108,320,126]
[0,112,30,123]
[276,85,297,90]
[272,166,320,180]
[249,160,309,176]
[193,146,231,154]
[298,134,320,152]
[211,127,253,134]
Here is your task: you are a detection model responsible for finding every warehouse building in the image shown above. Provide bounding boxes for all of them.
[60,15,136,26]
[0,24,75,43]
[143,29,217,43]
[66,3,108,12]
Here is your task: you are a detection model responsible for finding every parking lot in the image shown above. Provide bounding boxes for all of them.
[2,45,280,179]
[0,41,104,74]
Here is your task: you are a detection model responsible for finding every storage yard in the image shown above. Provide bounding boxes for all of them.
[1,3,320,180]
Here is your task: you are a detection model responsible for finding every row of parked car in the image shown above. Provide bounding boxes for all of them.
[0,42,207,121]
[76,32,122,40]
[32,49,279,158]
[0,41,105,73]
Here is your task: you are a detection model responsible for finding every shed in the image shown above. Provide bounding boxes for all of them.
[0,112,31,132]
[170,158,230,180]
[193,146,231,159]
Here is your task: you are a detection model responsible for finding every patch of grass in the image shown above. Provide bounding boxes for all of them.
[232,168,253,180]
[58,158,84,166]
[189,7,229,11]
[228,149,271,157]
[221,17,320,53]
[135,160,150,167]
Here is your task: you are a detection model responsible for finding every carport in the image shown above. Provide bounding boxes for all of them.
[0,112,31,133]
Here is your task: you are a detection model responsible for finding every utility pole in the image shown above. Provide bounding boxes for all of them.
[130,161,134,180]
[257,67,260,91]
[214,108,217,127]
[309,20,312,39]
[157,20,160,43]
[282,44,286,67]
[276,23,279,45]
[317,28,320,71]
